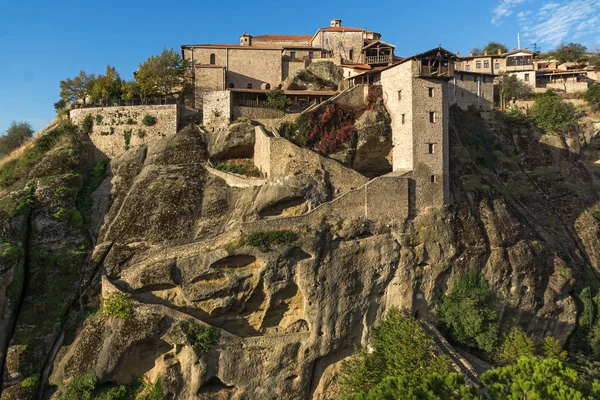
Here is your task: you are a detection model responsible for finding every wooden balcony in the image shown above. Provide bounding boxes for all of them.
[365,55,392,65]
[418,64,455,78]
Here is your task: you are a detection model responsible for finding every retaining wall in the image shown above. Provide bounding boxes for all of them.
[70,104,178,158]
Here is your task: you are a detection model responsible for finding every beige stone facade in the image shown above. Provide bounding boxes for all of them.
[70,105,178,158]
[448,72,494,110]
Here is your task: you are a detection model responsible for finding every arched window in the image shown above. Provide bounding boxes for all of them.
[247,83,252,89]
[229,83,234,88]
[265,84,271,90]
[210,54,216,65]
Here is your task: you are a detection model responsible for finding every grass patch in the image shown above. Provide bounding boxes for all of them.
[21,373,40,388]
[0,241,24,262]
[102,292,133,319]
[243,230,298,252]
[214,161,261,178]
[124,129,132,149]
[142,114,157,126]
[181,318,220,353]
[53,208,84,228]
[75,157,109,230]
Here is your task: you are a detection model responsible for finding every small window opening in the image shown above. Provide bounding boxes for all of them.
[210,54,216,65]
[428,87,434,97]
[401,114,405,124]
[265,83,271,90]
[228,83,234,88]
[431,175,437,183]
[398,90,402,100]
[247,83,253,89]
[429,112,436,123]
[290,51,296,59]
[427,143,435,154]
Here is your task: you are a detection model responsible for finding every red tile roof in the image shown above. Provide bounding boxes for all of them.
[181,44,282,50]
[252,34,313,41]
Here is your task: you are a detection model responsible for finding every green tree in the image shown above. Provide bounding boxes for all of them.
[584,83,600,112]
[483,41,508,55]
[135,48,189,98]
[0,121,34,157]
[265,88,291,111]
[355,373,479,400]
[121,80,141,101]
[529,90,578,134]
[481,357,600,399]
[437,272,499,353]
[540,337,568,361]
[495,327,535,365]
[497,73,531,109]
[59,70,95,106]
[552,42,588,63]
[90,65,122,105]
[470,47,482,56]
[337,308,452,398]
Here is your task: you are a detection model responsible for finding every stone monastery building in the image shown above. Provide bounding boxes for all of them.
[180,19,496,213]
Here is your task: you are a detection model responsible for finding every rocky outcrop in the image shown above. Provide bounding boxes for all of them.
[1,107,599,399]
[283,62,343,91]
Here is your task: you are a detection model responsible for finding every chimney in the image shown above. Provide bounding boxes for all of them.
[524,47,528,51]
[512,48,516,51]
[456,52,460,57]
[484,51,488,56]
[330,19,342,27]
[240,33,252,46]
[497,49,502,55]
[469,51,473,56]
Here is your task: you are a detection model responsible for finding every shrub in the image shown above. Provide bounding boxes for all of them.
[337,308,452,398]
[95,114,103,124]
[265,88,291,111]
[0,241,24,262]
[82,114,94,134]
[244,230,297,252]
[357,373,478,399]
[181,318,220,353]
[213,161,261,177]
[585,84,600,112]
[540,336,568,361]
[0,121,34,158]
[137,129,146,139]
[529,91,578,134]
[59,372,97,400]
[495,327,535,365]
[102,292,133,319]
[126,117,136,125]
[52,207,84,228]
[142,114,157,126]
[21,373,40,388]
[437,272,499,353]
[123,129,132,149]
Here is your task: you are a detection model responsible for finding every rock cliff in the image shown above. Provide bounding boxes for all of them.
[0,105,599,399]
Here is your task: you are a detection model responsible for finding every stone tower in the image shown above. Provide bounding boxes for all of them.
[380,48,456,211]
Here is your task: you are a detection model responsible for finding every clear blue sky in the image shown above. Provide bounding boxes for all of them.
[1,0,598,134]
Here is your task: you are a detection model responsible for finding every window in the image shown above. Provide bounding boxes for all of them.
[465,64,471,71]
[460,73,464,81]
[430,175,437,183]
[309,51,314,59]
[494,62,500,70]
[247,83,252,89]
[476,60,482,68]
[398,90,402,100]
[265,83,271,90]
[427,143,436,154]
[524,73,530,82]
[428,87,434,97]
[290,51,296,59]
[429,112,436,123]
[401,114,405,124]
[210,54,216,65]
[349,49,354,60]
[229,83,234,88]
[484,60,489,68]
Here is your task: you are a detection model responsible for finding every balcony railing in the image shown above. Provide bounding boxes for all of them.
[419,65,454,78]
[234,99,265,107]
[365,55,392,64]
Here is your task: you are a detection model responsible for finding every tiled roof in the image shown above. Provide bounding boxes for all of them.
[181,44,282,50]
[231,88,339,95]
[252,34,313,41]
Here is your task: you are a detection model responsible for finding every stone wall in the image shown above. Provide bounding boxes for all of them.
[544,81,589,93]
[70,105,178,158]
[232,106,285,121]
[254,126,368,197]
[448,73,494,110]
[203,91,231,130]
[283,60,310,81]
[311,31,364,63]
[241,173,410,233]
[194,66,226,107]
